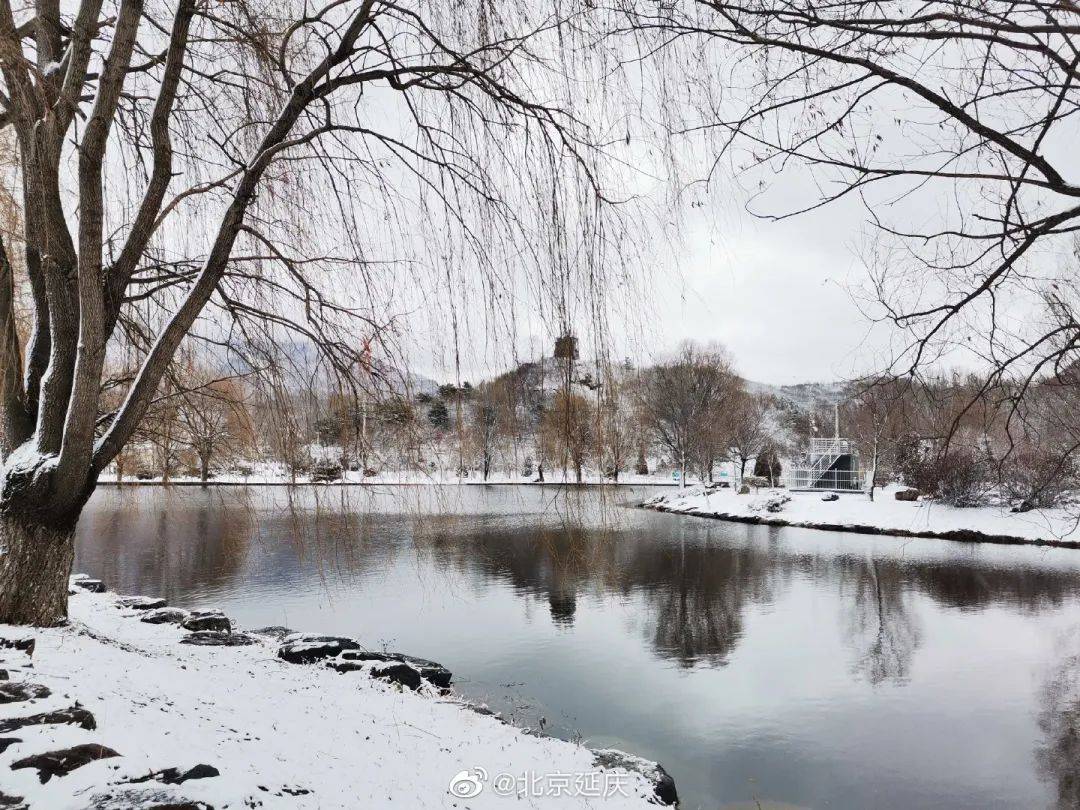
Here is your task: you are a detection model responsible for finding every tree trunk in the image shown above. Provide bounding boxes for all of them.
[0,518,76,626]
[200,453,209,485]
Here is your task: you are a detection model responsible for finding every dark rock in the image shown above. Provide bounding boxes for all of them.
[84,787,214,809]
[651,765,679,806]
[0,791,25,809]
[895,488,920,502]
[278,635,361,664]
[0,705,96,733]
[118,596,167,611]
[180,612,230,633]
[390,654,452,688]
[0,738,20,754]
[74,579,106,593]
[337,649,391,662]
[0,670,8,680]
[592,749,679,806]
[821,492,840,502]
[250,626,293,640]
[370,662,422,691]
[0,682,50,704]
[179,631,257,647]
[129,763,220,785]
[140,608,190,625]
[173,764,219,783]
[327,660,369,674]
[0,637,34,656]
[11,743,119,783]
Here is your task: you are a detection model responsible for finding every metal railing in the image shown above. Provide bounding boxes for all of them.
[808,438,855,454]
[785,469,865,491]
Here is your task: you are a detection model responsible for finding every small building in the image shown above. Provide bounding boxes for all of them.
[787,437,864,492]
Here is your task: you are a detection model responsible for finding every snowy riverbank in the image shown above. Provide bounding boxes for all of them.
[98,469,680,487]
[0,581,676,809]
[644,484,1080,548]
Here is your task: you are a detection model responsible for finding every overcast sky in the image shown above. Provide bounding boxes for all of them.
[646,199,890,385]
[403,191,892,388]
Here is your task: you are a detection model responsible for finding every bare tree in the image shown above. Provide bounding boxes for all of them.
[621,0,1080,481]
[542,389,595,483]
[176,367,254,485]
[725,389,769,486]
[638,342,737,487]
[469,395,498,481]
[0,1,625,624]
[846,378,911,500]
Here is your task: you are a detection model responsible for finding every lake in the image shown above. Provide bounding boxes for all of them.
[74,485,1080,809]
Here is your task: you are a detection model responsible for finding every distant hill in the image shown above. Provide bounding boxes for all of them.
[744,379,850,411]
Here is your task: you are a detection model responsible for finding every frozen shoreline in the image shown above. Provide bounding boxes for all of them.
[0,581,677,809]
[643,484,1080,549]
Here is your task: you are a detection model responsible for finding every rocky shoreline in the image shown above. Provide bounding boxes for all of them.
[0,576,678,809]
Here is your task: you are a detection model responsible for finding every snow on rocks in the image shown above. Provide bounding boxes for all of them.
[0,580,675,808]
[644,483,1080,548]
[0,704,97,733]
[277,633,361,663]
[139,607,190,625]
[0,682,51,704]
[116,595,167,611]
[180,609,230,633]
[179,630,259,647]
[326,649,454,688]
[369,661,423,691]
[592,750,679,807]
[749,492,790,514]
[72,578,106,593]
[12,742,120,782]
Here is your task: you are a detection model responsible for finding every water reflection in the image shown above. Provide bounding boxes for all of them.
[76,487,255,599]
[840,558,921,685]
[74,486,1080,810]
[1037,627,1080,808]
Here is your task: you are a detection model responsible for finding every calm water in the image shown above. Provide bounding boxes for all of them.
[74,485,1080,809]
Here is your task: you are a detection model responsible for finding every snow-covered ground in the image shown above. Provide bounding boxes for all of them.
[0,584,675,809]
[644,484,1080,547]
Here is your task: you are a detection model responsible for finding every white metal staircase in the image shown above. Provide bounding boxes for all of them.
[791,438,855,490]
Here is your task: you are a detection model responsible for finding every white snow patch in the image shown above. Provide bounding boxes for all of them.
[646,483,1080,545]
[0,586,669,808]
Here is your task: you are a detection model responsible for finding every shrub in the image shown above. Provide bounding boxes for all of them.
[935,450,986,506]
[900,444,988,507]
[311,462,343,483]
[1002,448,1077,510]
[753,445,783,484]
[634,452,648,476]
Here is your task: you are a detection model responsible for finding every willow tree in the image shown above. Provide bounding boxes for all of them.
[622,0,1080,465]
[0,0,624,624]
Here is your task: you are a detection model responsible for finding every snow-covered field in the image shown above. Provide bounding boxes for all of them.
[0,584,674,809]
[645,484,1080,547]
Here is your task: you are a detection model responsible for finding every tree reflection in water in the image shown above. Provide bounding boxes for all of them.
[839,557,921,685]
[1036,627,1080,808]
